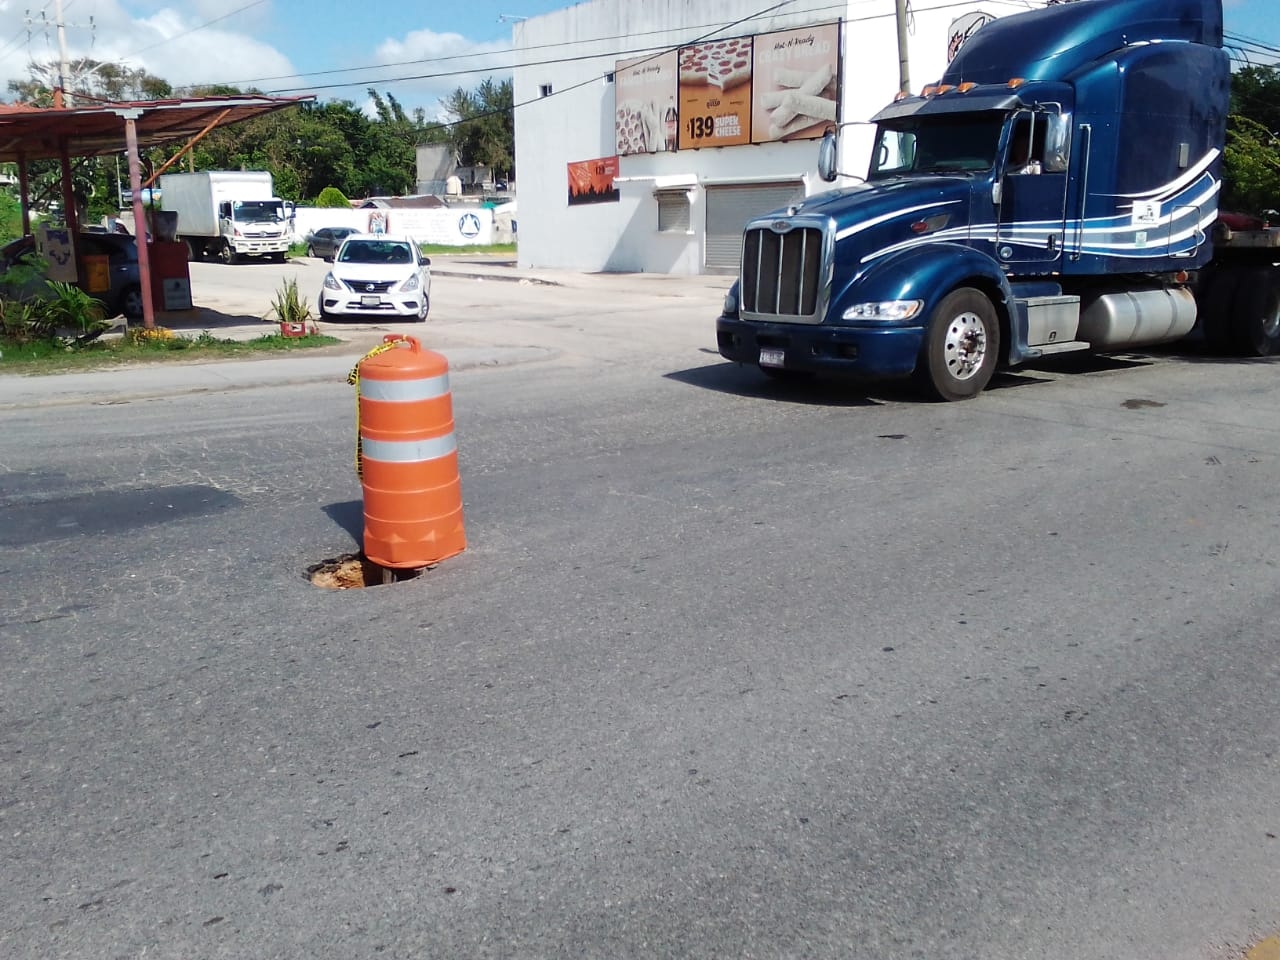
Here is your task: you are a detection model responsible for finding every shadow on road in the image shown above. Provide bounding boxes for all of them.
[322,500,364,542]
[150,306,272,335]
[668,354,1075,404]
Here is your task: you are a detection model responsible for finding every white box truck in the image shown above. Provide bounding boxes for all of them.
[159,171,292,263]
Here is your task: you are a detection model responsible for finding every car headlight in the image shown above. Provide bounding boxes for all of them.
[323,272,341,290]
[841,299,923,322]
[401,273,420,292]
[723,290,738,316]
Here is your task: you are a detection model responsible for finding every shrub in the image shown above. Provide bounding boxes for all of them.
[40,281,109,338]
[316,187,351,209]
[265,277,315,325]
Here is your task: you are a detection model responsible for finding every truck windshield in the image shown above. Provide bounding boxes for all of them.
[232,201,284,222]
[868,114,1005,180]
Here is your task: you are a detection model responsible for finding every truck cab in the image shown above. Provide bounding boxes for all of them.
[218,197,291,263]
[716,0,1253,400]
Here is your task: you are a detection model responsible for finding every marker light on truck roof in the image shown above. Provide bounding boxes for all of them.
[921,84,939,96]
[1007,78,1026,88]
[957,82,977,93]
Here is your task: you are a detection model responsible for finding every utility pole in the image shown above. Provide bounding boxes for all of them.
[895,0,911,95]
[53,0,74,107]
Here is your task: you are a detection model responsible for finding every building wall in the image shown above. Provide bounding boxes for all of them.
[512,0,1047,274]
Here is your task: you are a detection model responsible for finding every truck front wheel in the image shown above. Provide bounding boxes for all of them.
[219,241,238,265]
[1233,268,1280,356]
[918,287,999,401]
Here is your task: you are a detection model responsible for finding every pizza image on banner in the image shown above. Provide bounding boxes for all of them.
[615,51,678,156]
[677,35,754,149]
[751,22,841,144]
[567,156,620,205]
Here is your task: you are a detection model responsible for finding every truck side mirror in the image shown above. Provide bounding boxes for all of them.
[1042,114,1071,173]
[817,131,839,182]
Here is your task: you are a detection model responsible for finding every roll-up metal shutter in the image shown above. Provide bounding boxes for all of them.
[704,182,804,272]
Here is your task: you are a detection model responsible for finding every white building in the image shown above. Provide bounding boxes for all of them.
[512,0,1053,275]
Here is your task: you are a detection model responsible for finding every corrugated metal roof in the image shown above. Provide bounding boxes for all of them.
[0,95,313,163]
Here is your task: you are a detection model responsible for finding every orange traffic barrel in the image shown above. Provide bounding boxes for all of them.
[354,335,466,568]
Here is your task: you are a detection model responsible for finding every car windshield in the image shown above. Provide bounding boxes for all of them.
[868,113,1005,180]
[233,201,284,222]
[338,240,414,265]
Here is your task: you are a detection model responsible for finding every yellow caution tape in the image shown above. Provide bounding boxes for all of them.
[347,340,400,479]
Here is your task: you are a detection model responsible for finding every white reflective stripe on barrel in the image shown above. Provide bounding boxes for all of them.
[361,433,457,463]
[360,373,450,402]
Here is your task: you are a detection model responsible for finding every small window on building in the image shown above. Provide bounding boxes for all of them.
[656,190,691,233]
[604,72,615,84]
[539,83,553,97]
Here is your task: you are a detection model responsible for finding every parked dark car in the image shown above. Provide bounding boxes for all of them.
[304,226,359,262]
[0,232,143,319]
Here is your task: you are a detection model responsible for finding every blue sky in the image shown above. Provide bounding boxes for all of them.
[0,0,1274,115]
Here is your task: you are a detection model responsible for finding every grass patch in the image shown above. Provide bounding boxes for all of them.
[0,329,342,374]
[422,243,516,256]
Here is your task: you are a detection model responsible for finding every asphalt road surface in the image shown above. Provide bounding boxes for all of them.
[2,275,1279,960]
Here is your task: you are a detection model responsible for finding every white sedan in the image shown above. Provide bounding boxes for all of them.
[318,233,431,321]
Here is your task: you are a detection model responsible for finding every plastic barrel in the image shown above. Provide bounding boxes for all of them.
[357,335,466,568]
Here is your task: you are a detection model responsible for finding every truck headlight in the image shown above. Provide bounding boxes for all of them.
[723,290,738,316]
[323,273,341,290]
[842,300,924,322]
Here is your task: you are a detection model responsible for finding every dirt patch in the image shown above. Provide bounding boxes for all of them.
[307,553,424,589]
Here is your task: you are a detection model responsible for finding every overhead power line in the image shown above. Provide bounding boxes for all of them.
[251,0,1039,98]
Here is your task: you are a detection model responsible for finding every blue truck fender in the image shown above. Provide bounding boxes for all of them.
[833,242,1024,364]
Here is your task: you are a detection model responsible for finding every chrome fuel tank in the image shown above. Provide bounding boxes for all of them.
[1076,287,1197,349]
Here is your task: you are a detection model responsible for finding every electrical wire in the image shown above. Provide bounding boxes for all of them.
[252,0,1042,97]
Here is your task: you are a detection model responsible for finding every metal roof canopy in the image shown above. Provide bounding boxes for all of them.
[0,94,311,164]
[0,94,312,329]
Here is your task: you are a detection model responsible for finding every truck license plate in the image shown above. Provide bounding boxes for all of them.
[759,347,785,368]
[360,295,380,307]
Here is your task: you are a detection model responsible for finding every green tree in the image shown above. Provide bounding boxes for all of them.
[1222,115,1280,214]
[1223,66,1280,213]
[442,78,514,180]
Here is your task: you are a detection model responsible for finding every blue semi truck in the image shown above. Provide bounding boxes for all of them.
[716,0,1280,400]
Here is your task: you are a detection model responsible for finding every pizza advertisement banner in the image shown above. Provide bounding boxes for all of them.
[567,156,620,206]
[750,22,841,144]
[677,35,754,149]
[614,51,679,156]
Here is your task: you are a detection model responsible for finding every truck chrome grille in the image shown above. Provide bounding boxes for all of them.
[741,226,823,321]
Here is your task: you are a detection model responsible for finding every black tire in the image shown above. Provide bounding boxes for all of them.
[1231,267,1280,356]
[306,244,316,258]
[219,241,237,265]
[185,239,203,262]
[120,285,144,321]
[917,287,1000,401]
[1197,265,1242,353]
[416,295,430,322]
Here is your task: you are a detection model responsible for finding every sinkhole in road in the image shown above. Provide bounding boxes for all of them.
[307,553,425,589]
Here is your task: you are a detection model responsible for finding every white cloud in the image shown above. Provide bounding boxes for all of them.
[0,5,509,117]
[353,28,511,117]
[0,2,300,100]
